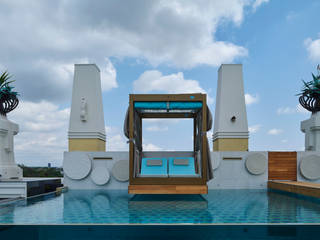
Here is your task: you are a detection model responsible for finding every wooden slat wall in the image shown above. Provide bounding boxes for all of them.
[268,152,297,181]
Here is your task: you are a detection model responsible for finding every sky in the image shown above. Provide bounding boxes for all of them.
[0,0,320,166]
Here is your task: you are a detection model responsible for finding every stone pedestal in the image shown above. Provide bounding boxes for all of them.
[0,115,22,180]
[301,112,320,151]
[68,64,106,151]
[213,64,249,151]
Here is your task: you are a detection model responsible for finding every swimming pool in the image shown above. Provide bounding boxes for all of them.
[1,189,320,224]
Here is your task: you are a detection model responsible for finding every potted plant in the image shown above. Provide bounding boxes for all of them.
[298,65,320,113]
[0,71,19,116]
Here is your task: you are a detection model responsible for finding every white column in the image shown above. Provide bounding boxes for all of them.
[213,64,249,151]
[0,115,22,179]
[68,64,106,151]
[301,112,320,151]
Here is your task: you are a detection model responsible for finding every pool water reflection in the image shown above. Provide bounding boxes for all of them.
[1,189,320,224]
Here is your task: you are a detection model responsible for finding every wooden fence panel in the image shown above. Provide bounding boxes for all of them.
[268,152,297,181]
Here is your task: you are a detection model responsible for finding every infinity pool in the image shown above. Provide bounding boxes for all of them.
[1,189,320,224]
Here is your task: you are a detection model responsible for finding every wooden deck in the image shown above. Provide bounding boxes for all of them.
[268,181,320,198]
[128,185,208,194]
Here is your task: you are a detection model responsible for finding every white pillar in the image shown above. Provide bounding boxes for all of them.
[213,64,249,151]
[0,115,22,179]
[68,64,106,151]
[301,112,320,151]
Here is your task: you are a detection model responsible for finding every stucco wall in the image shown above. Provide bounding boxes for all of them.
[63,151,270,190]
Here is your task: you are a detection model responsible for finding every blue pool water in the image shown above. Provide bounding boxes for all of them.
[1,189,320,224]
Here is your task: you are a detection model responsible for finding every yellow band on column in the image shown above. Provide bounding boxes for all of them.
[68,138,106,151]
[213,138,248,151]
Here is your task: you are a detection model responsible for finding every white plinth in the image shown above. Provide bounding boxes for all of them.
[0,115,22,180]
[301,112,320,151]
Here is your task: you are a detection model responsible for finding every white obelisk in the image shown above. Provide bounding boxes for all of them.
[213,64,249,151]
[68,64,106,151]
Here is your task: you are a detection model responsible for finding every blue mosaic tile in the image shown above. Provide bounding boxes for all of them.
[1,189,320,224]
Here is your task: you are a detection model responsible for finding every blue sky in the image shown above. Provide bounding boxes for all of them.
[0,0,320,166]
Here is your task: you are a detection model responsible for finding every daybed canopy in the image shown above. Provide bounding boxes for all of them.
[124,94,213,194]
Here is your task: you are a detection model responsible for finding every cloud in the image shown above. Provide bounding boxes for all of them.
[277,105,309,115]
[101,58,118,92]
[249,124,261,134]
[268,128,283,135]
[305,37,320,61]
[245,93,259,105]
[252,0,269,12]
[133,70,214,104]
[144,119,181,132]
[8,101,70,166]
[0,1,252,103]
[286,11,299,21]
[0,57,117,103]
[146,126,169,132]
[143,143,162,151]
[105,126,127,151]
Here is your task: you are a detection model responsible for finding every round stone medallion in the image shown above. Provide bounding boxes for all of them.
[63,152,91,180]
[300,155,320,180]
[112,160,129,182]
[245,153,267,175]
[91,166,110,185]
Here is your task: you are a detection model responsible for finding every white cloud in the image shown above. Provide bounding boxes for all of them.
[144,119,181,132]
[277,105,309,115]
[105,126,127,151]
[143,143,162,151]
[305,37,320,61]
[0,1,252,101]
[268,128,283,135]
[286,11,298,21]
[8,101,70,166]
[249,124,261,134]
[146,126,169,132]
[252,0,269,12]
[245,93,259,105]
[101,58,118,92]
[133,70,213,104]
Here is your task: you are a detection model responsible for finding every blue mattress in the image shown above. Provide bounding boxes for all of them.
[168,157,197,176]
[140,158,168,176]
[134,101,202,110]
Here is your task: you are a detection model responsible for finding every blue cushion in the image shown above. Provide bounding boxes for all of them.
[140,158,167,176]
[168,157,196,176]
[169,102,202,109]
[134,101,202,110]
[134,102,167,109]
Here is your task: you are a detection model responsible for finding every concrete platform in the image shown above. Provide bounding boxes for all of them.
[0,178,62,198]
[268,180,320,199]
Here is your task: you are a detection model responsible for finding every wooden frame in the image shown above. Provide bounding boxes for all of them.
[128,94,208,193]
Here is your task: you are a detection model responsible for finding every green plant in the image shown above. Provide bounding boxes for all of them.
[298,65,320,97]
[0,71,18,99]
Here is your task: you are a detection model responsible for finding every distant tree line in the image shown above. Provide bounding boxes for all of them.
[19,165,63,177]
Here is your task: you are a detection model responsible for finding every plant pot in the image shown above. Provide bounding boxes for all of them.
[0,94,19,116]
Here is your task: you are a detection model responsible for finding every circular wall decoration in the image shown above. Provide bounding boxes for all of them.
[112,160,129,182]
[63,152,91,180]
[245,153,267,175]
[91,166,110,185]
[300,155,320,180]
